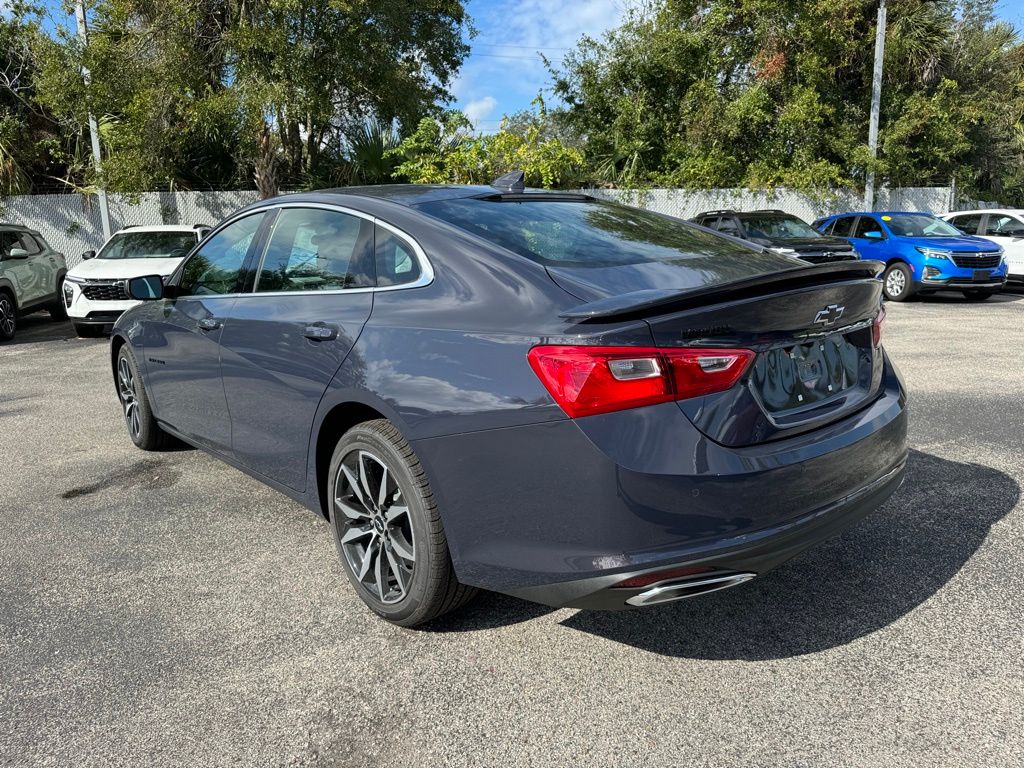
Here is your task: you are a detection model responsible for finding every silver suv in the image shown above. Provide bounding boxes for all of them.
[0,224,68,342]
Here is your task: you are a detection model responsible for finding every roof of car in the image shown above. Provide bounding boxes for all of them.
[316,184,509,206]
[111,224,208,234]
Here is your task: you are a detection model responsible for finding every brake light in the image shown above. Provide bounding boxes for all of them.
[872,305,886,347]
[615,565,715,589]
[528,345,755,418]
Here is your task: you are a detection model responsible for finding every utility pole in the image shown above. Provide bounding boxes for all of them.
[864,0,887,211]
[74,1,112,240]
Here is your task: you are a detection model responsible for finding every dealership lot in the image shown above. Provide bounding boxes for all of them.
[2,292,1023,767]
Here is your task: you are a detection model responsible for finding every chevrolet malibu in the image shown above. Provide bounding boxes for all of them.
[110,177,908,627]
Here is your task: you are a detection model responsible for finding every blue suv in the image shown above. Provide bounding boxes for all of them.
[814,211,1007,301]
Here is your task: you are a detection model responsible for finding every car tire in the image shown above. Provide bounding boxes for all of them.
[0,291,16,342]
[73,322,103,338]
[116,345,173,451]
[883,263,915,302]
[328,419,477,627]
[962,289,995,301]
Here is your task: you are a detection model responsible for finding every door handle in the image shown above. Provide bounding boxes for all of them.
[197,317,222,332]
[303,324,338,341]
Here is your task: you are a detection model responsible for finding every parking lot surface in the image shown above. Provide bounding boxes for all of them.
[2,291,1023,768]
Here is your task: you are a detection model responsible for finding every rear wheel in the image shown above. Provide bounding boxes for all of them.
[883,263,915,302]
[328,419,476,627]
[962,289,995,301]
[116,345,172,450]
[0,291,15,341]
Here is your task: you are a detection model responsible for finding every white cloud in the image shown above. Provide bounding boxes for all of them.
[463,95,498,128]
[455,0,628,132]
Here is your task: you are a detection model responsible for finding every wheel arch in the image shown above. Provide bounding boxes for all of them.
[0,278,18,308]
[110,332,129,387]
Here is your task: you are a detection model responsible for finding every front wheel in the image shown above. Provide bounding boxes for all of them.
[962,289,995,301]
[883,263,915,302]
[116,345,173,450]
[328,419,477,627]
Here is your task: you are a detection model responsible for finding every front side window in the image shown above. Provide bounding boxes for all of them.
[949,214,982,234]
[853,217,885,239]
[885,215,962,238]
[17,233,41,255]
[256,208,374,292]
[0,231,20,256]
[179,214,264,296]
[985,214,1024,237]
[99,231,198,260]
[739,214,820,240]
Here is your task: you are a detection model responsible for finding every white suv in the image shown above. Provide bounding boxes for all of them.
[63,224,209,336]
[0,224,68,342]
[941,209,1024,283]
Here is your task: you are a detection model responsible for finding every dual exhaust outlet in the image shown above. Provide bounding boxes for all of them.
[624,571,757,607]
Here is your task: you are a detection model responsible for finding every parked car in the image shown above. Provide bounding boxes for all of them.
[63,224,210,337]
[691,209,859,263]
[110,178,907,627]
[940,209,1024,283]
[0,224,68,342]
[814,211,1007,301]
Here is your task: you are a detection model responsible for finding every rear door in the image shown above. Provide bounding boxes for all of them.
[217,204,376,491]
[142,211,267,451]
[981,213,1024,278]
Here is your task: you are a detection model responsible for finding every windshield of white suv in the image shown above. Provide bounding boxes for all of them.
[98,231,196,259]
[737,214,821,240]
[884,215,964,238]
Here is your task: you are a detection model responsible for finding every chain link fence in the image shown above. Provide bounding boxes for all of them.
[1,186,998,269]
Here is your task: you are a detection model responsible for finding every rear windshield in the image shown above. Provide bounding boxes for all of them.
[737,213,820,240]
[99,231,197,259]
[415,197,794,271]
[884,215,963,238]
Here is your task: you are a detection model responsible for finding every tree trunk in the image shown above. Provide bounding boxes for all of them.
[253,121,279,199]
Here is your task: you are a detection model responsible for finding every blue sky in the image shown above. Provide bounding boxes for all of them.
[11,0,1024,132]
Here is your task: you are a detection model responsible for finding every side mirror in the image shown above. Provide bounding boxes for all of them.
[127,274,164,301]
[6,247,30,260]
[81,250,96,260]
[864,231,883,240]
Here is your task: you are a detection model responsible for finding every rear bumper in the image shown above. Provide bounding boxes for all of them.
[414,355,908,608]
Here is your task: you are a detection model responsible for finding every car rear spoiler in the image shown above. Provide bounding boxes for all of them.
[559,260,885,322]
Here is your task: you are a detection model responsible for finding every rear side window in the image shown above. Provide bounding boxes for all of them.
[375,226,422,287]
[984,214,1024,237]
[949,214,983,234]
[716,217,743,236]
[830,217,856,237]
[256,208,374,292]
[853,217,885,239]
[416,198,786,271]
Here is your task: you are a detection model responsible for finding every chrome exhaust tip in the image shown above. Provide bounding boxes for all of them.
[625,571,756,607]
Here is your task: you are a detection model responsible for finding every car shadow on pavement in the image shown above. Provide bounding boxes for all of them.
[557,449,1018,659]
[916,287,1024,303]
[4,313,85,345]
[429,450,1018,657]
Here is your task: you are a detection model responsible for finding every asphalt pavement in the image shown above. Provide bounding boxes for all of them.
[2,290,1023,767]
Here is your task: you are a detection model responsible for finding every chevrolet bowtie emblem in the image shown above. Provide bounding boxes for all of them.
[814,304,845,327]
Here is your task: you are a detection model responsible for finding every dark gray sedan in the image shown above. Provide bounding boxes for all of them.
[110,177,907,626]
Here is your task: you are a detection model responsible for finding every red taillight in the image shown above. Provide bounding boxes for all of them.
[527,345,755,418]
[873,305,886,347]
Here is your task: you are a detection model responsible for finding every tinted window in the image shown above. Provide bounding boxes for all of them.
[375,226,422,287]
[99,231,197,260]
[179,214,264,296]
[255,208,373,292]
[738,214,820,239]
[853,217,885,239]
[885,215,962,238]
[416,198,784,271]
[830,217,856,237]
[716,217,742,236]
[949,214,982,234]
[696,216,719,228]
[0,231,21,256]
[984,214,1024,237]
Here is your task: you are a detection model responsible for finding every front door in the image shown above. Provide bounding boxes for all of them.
[218,206,376,491]
[982,213,1024,278]
[142,212,267,452]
